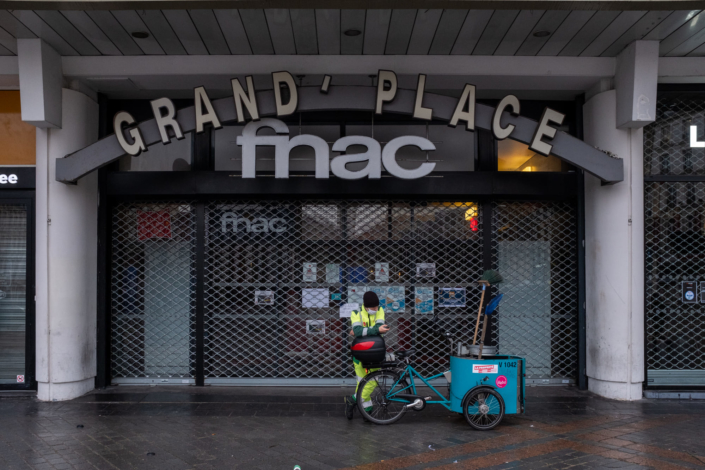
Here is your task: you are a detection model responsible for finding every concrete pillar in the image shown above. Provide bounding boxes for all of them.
[583,89,644,400]
[36,88,98,401]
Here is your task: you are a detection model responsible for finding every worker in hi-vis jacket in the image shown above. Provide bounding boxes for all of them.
[344,291,390,420]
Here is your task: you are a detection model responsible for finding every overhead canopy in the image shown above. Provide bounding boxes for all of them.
[55,86,623,184]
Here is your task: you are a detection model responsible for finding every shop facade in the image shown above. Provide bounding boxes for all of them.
[1,4,703,400]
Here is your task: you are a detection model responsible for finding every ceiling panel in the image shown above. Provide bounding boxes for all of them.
[0,43,12,55]
[669,26,705,56]
[35,10,99,55]
[290,9,317,55]
[363,9,390,55]
[558,11,620,56]
[265,9,296,55]
[341,10,364,55]
[474,10,519,55]
[601,11,670,57]
[213,10,251,55]
[110,10,165,55]
[162,10,207,55]
[189,10,229,55]
[494,10,544,56]
[85,11,143,55]
[429,9,468,55]
[62,11,122,55]
[580,11,645,56]
[315,10,340,55]
[407,9,442,55]
[659,11,705,55]
[643,10,700,41]
[385,9,415,55]
[537,11,595,56]
[0,26,16,54]
[139,10,186,55]
[451,10,493,55]
[11,10,78,55]
[0,11,35,39]
[686,40,705,56]
[240,9,274,55]
[516,10,570,56]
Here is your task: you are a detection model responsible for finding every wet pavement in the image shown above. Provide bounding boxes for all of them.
[0,385,704,469]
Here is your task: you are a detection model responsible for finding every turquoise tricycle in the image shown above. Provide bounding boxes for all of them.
[352,291,526,430]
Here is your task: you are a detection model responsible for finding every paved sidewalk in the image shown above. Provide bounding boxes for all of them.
[0,386,704,470]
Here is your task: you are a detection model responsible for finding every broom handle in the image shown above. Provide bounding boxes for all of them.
[472,283,487,346]
[478,314,489,359]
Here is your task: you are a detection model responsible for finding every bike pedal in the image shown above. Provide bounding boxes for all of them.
[424,397,432,401]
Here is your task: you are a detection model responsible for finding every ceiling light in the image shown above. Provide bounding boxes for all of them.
[533,31,551,38]
[131,31,150,39]
[344,29,361,37]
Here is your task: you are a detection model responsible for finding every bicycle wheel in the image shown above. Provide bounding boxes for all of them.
[356,370,410,425]
[462,387,505,430]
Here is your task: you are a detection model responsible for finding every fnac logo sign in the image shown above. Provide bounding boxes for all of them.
[220,212,287,234]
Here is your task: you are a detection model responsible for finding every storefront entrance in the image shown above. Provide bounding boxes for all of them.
[107,198,578,385]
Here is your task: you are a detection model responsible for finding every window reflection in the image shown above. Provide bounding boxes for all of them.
[498,139,564,172]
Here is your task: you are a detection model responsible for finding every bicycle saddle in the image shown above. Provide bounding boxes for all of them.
[396,349,416,359]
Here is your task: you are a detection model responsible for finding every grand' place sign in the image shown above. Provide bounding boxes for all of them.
[113,71,565,181]
[56,71,623,184]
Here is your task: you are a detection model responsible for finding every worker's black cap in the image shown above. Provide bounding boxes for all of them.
[363,291,379,308]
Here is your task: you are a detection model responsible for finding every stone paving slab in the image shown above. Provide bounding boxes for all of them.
[0,387,704,469]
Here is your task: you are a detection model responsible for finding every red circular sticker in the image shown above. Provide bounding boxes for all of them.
[496,375,507,388]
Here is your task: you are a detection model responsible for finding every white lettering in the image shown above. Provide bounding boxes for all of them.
[691,126,705,148]
[382,136,436,180]
[449,84,476,131]
[530,107,566,156]
[113,111,147,157]
[0,175,6,184]
[492,95,520,140]
[376,70,397,115]
[231,76,259,123]
[221,213,287,233]
[272,71,298,117]
[150,97,184,144]
[331,136,382,180]
[413,74,432,121]
[8,174,17,184]
[194,86,222,133]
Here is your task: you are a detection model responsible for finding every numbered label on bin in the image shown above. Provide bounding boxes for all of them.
[472,364,498,374]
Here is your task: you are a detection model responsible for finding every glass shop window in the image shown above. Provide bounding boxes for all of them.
[118,134,192,171]
[497,139,564,172]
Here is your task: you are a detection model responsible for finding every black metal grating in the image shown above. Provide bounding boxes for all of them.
[492,201,578,382]
[645,182,705,371]
[110,202,197,379]
[203,200,484,380]
[644,94,705,176]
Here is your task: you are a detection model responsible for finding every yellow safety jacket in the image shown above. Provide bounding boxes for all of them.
[350,306,386,338]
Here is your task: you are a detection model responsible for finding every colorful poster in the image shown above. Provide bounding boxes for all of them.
[415,287,434,314]
[302,288,328,308]
[368,286,387,309]
[416,263,436,279]
[303,263,317,282]
[325,264,340,284]
[339,303,359,318]
[306,320,326,335]
[375,262,390,282]
[384,286,406,312]
[347,285,368,305]
[255,290,274,305]
[439,287,466,307]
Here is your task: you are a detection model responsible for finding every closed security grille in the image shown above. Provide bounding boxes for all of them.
[204,200,484,381]
[109,199,579,384]
[645,182,705,385]
[644,93,705,386]
[110,202,197,382]
[493,202,578,384]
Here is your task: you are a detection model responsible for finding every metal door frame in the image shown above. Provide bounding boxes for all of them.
[0,192,36,391]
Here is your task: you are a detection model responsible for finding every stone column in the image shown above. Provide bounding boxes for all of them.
[35,88,98,401]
